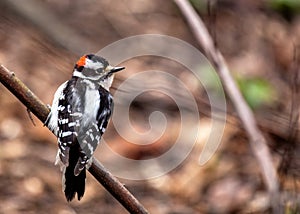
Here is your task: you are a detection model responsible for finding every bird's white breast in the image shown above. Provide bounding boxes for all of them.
[47,81,68,135]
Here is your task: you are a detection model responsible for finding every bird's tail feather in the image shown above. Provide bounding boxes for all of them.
[61,146,86,201]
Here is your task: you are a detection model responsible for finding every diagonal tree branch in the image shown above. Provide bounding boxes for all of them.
[174,0,280,212]
[0,64,148,214]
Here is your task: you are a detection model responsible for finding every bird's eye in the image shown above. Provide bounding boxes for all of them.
[96,68,103,73]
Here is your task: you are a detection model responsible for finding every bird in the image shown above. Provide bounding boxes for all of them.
[45,54,124,201]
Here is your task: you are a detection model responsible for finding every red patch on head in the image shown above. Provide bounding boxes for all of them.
[76,55,86,67]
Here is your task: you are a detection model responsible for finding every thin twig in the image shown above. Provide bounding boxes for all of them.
[0,64,149,214]
[174,0,280,211]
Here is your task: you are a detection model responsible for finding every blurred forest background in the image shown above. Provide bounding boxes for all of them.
[1,0,300,213]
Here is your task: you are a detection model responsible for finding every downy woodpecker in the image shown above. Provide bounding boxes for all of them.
[45,54,124,201]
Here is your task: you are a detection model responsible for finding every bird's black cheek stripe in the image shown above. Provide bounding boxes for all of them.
[75,65,84,72]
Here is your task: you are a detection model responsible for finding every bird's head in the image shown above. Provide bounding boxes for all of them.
[73,54,124,80]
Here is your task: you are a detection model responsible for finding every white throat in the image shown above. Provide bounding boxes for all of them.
[100,75,114,91]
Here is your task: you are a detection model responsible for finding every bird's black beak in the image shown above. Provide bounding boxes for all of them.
[109,66,125,74]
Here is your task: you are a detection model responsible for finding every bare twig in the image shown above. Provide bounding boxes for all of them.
[174,0,280,211]
[0,64,149,214]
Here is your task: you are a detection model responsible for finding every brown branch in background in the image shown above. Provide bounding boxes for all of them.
[174,0,280,211]
[279,45,300,176]
[287,46,300,145]
[0,64,149,214]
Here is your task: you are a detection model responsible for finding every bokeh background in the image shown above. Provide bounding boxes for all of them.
[0,0,300,213]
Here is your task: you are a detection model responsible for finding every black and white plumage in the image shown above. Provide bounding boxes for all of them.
[45,54,124,201]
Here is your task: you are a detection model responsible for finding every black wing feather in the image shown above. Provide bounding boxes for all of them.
[57,79,113,201]
[75,85,113,169]
[58,77,87,201]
